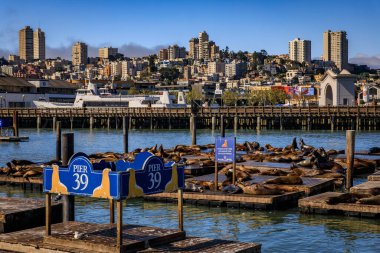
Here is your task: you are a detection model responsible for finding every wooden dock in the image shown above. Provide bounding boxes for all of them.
[1,106,380,130]
[0,221,261,253]
[368,171,380,181]
[0,136,29,142]
[145,191,304,210]
[189,174,335,196]
[0,197,62,233]
[350,181,380,195]
[0,175,43,185]
[299,192,380,218]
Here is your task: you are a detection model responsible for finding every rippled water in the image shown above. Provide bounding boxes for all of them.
[1,128,380,252]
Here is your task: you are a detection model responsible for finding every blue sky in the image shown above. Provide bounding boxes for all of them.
[1,0,380,67]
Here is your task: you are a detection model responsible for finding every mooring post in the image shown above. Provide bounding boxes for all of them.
[117,200,123,248]
[45,193,51,236]
[256,116,261,131]
[220,115,225,137]
[37,115,41,129]
[12,111,19,137]
[52,116,56,130]
[62,133,75,222]
[107,117,110,129]
[214,160,218,191]
[346,130,355,190]
[234,115,238,134]
[211,116,216,132]
[70,117,73,130]
[56,121,61,161]
[90,116,94,129]
[109,199,115,224]
[123,116,128,153]
[191,114,196,145]
[178,188,184,232]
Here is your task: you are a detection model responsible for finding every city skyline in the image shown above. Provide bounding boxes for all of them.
[1,0,380,67]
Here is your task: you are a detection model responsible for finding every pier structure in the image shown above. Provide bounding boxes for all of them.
[0,106,379,130]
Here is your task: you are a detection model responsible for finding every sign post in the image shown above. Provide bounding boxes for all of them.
[215,137,236,190]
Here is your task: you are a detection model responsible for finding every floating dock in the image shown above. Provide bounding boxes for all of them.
[368,171,380,181]
[0,174,43,185]
[145,190,304,210]
[189,174,335,196]
[299,192,380,218]
[0,136,29,142]
[350,181,380,195]
[0,221,261,253]
[0,197,62,233]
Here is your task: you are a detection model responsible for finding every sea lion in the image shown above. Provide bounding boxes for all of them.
[356,195,380,205]
[264,175,303,185]
[11,159,34,166]
[299,138,314,151]
[325,193,373,205]
[222,184,243,194]
[184,182,204,193]
[243,184,283,195]
[297,158,314,167]
[260,169,288,176]
[369,147,380,154]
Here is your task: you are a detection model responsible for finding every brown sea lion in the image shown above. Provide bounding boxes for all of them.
[264,175,303,185]
[222,184,243,194]
[184,182,204,193]
[260,169,288,176]
[325,193,373,205]
[11,159,35,166]
[243,184,283,195]
[356,195,380,205]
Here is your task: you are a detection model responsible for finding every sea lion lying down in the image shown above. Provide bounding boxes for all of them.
[264,174,303,185]
[325,193,373,205]
[356,195,380,205]
[242,184,283,195]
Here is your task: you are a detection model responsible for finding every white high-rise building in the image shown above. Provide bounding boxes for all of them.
[288,38,311,63]
[323,30,348,70]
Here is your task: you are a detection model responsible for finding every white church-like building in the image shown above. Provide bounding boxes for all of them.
[319,69,356,106]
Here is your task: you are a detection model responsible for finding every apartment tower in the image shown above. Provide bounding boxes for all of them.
[72,42,88,66]
[288,38,311,63]
[189,38,199,59]
[99,47,118,59]
[198,31,209,60]
[33,28,45,60]
[19,26,34,62]
[323,30,348,70]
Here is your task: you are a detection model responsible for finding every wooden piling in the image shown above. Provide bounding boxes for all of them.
[220,115,225,137]
[123,116,128,153]
[56,121,61,161]
[116,200,123,248]
[62,133,75,222]
[109,199,115,224]
[191,115,196,145]
[45,193,51,236]
[346,130,355,190]
[212,116,216,132]
[52,116,56,130]
[256,116,261,131]
[90,116,94,129]
[37,115,41,129]
[12,111,19,137]
[178,189,183,232]
[234,115,238,134]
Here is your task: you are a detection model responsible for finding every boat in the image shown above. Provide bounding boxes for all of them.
[33,81,187,108]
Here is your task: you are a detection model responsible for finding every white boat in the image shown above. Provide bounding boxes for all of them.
[33,81,187,108]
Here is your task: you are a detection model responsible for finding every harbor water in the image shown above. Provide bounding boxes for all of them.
[1,129,380,252]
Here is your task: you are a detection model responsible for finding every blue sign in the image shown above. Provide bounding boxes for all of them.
[215,137,236,163]
[44,154,124,200]
[44,152,184,200]
[0,118,11,128]
[117,152,185,198]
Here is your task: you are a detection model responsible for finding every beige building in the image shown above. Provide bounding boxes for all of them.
[198,31,209,60]
[8,55,21,64]
[208,61,225,75]
[110,61,122,76]
[33,28,45,60]
[159,49,168,60]
[99,47,118,59]
[72,42,88,66]
[210,42,219,61]
[19,26,34,62]
[323,30,348,70]
[288,38,311,63]
[168,45,186,60]
[189,38,199,59]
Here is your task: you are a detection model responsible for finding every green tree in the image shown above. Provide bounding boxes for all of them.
[128,86,139,95]
[159,67,180,83]
[222,90,240,106]
[186,87,204,103]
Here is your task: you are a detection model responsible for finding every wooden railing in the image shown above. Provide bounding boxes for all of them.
[0,106,379,118]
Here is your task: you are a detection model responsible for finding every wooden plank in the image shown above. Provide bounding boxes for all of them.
[299,192,380,218]
[0,197,62,233]
[350,181,380,195]
[0,175,43,185]
[368,171,380,181]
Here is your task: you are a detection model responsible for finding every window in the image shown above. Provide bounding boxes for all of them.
[343,98,348,105]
